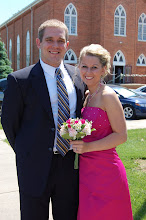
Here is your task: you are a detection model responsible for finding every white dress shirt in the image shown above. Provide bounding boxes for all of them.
[40,59,77,151]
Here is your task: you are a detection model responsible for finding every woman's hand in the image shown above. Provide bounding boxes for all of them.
[70,140,89,154]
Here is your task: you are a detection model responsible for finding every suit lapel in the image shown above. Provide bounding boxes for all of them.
[65,64,85,117]
[29,62,84,122]
[30,61,54,124]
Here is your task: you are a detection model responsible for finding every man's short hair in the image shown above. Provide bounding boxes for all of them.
[38,19,69,42]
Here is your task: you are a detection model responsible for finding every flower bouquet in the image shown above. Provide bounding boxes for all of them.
[60,118,96,169]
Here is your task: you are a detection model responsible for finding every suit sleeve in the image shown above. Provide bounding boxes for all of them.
[1,74,24,151]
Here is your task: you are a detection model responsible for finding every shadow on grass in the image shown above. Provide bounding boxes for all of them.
[134,199,146,220]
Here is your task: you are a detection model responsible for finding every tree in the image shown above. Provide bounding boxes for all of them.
[0,38,13,79]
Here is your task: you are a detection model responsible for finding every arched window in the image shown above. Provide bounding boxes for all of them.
[64,3,77,35]
[138,13,146,41]
[114,5,126,36]
[64,49,77,64]
[113,50,125,65]
[26,31,30,66]
[137,54,146,66]
[9,39,12,65]
[17,35,20,70]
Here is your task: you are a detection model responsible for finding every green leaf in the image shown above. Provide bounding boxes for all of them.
[76,132,86,140]
[61,133,73,140]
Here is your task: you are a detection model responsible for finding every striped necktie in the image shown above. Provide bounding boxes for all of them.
[56,68,70,156]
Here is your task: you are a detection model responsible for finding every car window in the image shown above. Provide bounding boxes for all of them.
[113,87,137,98]
[141,88,146,93]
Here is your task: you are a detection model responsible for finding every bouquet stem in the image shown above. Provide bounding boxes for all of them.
[74,153,79,169]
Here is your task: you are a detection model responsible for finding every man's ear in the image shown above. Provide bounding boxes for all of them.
[36,38,41,49]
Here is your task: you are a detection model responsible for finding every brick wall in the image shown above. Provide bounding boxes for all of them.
[0,0,145,83]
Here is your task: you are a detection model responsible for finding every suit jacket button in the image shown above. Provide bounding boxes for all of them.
[48,148,52,152]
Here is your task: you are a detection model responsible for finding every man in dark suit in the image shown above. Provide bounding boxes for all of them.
[1,19,84,220]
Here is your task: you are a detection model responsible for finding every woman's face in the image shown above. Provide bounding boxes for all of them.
[79,55,105,90]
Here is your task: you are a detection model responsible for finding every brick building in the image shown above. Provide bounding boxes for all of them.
[0,0,146,83]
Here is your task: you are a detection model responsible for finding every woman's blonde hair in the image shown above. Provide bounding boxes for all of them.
[79,44,111,77]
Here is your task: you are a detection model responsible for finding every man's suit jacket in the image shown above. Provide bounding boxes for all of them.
[1,61,84,196]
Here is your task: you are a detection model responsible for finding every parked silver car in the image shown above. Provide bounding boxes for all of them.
[133,85,146,97]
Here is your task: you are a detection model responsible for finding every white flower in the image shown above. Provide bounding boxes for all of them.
[60,126,67,136]
[68,127,78,140]
[60,118,95,140]
[82,125,91,135]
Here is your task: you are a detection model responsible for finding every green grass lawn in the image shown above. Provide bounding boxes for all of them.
[117,128,146,220]
[0,122,145,219]
[0,121,2,129]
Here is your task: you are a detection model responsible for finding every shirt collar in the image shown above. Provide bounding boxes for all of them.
[40,59,65,78]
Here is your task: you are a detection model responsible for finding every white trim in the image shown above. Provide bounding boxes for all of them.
[9,39,12,64]
[26,31,30,67]
[64,49,77,64]
[113,50,126,66]
[136,54,146,66]
[114,5,126,37]
[138,13,146,42]
[64,3,77,36]
[17,35,20,70]
[112,50,126,83]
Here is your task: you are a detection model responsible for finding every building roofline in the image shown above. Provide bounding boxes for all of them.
[0,0,43,28]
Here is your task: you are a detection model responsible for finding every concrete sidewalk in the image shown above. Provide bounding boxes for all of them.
[0,119,146,219]
[126,118,146,130]
[0,139,20,220]
[0,131,53,220]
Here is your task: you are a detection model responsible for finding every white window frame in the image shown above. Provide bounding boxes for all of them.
[113,50,126,83]
[113,50,126,66]
[9,39,12,65]
[114,5,126,36]
[138,13,146,41]
[137,54,146,66]
[17,35,20,70]
[64,49,77,64]
[64,3,77,35]
[26,31,30,66]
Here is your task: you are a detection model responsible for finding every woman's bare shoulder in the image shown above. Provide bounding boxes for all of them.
[102,85,121,108]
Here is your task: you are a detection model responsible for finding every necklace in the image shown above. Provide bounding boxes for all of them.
[87,83,101,106]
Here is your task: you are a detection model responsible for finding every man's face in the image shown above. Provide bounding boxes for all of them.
[36,27,69,67]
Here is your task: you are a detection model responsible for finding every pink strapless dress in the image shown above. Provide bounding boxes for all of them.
[77,107,133,220]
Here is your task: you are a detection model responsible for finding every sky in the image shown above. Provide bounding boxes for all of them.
[0,0,35,25]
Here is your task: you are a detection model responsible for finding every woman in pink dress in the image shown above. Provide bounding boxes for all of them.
[71,44,133,220]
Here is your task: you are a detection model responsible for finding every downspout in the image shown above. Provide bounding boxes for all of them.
[31,7,33,64]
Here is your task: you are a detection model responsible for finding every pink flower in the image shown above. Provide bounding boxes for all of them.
[69,127,77,139]
[75,120,79,124]
[68,124,71,128]
[81,119,86,124]
[66,119,71,124]
[60,126,67,136]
